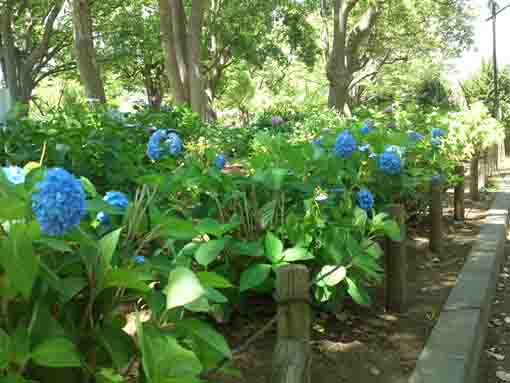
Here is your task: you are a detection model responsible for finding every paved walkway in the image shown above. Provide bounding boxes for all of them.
[479,171,510,383]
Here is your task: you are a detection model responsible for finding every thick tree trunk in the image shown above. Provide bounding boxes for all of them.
[159,0,188,104]
[189,0,207,119]
[72,0,106,103]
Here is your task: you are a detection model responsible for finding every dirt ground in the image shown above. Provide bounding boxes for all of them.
[216,193,494,383]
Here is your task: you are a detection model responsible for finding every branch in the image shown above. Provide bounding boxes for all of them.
[26,0,64,69]
[346,5,378,71]
[33,61,77,86]
[348,53,408,90]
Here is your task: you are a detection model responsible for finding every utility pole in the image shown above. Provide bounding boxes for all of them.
[491,0,500,119]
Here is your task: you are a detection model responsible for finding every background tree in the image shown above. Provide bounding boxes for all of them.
[72,0,106,103]
[0,0,72,109]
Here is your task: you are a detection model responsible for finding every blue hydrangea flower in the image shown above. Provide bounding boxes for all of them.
[147,130,183,160]
[384,145,405,156]
[31,168,86,236]
[409,131,423,141]
[334,131,357,158]
[215,154,226,170]
[430,137,442,147]
[431,175,441,184]
[431,128,445,138]
[360,120,373,134]
[359,144,371,153]
[271,116,284,126]
[378,151,401,175]
[134,255,146,264]
[97,191,129,225]
[312,137,322,146]
[357,189,374,211]
[2,166,25,184]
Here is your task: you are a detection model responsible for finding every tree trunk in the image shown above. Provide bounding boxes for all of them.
[189,0,207,119]
[72,0,106,103]
[159,0,188,104]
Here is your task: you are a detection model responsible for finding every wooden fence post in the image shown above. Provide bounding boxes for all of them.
[454,165,465,222]
[430,181,442,254]
[272,265,311,383]
[385,204,408,313]
[470,155,480,201]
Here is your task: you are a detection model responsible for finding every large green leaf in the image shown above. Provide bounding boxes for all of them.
[346,277,371,306]
[197,272,233,288]
[104,269,152,292]
[98,326,136,371]
[382,220,402,242]
[31,338,81,368]
[194,240,225,267]
[35,238,72,253]
[138,324,203,383]
[177,319,231,359]
[282,247,313,262]
[264,232,283,264]
[239,264,271,292]
[164,267,205,310]
[0,224,39,299]
[0,328,9,370]
[99,228,123,269]
[0,197,26,220]
[316,265,347,287]
[195,218,240,237]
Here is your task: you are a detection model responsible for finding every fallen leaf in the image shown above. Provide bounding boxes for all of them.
[496,370,510,381]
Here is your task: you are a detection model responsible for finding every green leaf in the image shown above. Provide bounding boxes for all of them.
[353,207,368,229]
[228,240,264,257]
[195,218,240,237]
[264,232,283,264]
[0,328,9,370]
[259,200,277,229]
[317,265,347,286]
[195,240,225,267]
[282,247,313,262]
[98,326,136,371]
[346,277,371,306]
[138,324,203,382]
[177,319,231,359]
[31,338,81,368]
[197,272,233,288]
[104,269,152,292]
[164,267,205,310]
[155,217,199,240]
[86,199,125,215]
[59,277,87,303]
[35,238,72,253]
[204,287,228,303]
[0,197,26,220]
[99,228,122,269]
[80,177,98,197]
[363,239,384,259]
[0,224,39,299]
[351,255,384,282]
[239,264,271,292]
[383,220,402,242]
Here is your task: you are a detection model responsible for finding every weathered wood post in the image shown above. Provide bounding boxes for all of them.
[430,180,442,254]
[272,265,311,383]
[454,165,465,222]
[385,204,408,313]
[470,155,480,201]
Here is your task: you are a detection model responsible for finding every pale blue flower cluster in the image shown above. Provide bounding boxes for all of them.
[409,131,423,141]
[357,189,374,211]
[359,144,371,153]
[430,137,442,147]
[97,191,129,225]
[334,131,357,158]
[431,128,445,138]
[360,120,373,134]
[31,168,86,236]
[312,137,322,146]
[215,154,226,170]
[378,151,401,175]
[147,130,183,160]
[2,166,25,184]
[134,255,146,264]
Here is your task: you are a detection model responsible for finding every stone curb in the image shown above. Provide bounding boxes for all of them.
[409,192,510,383]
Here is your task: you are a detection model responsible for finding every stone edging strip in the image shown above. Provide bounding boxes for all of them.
[409,191,510,383]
